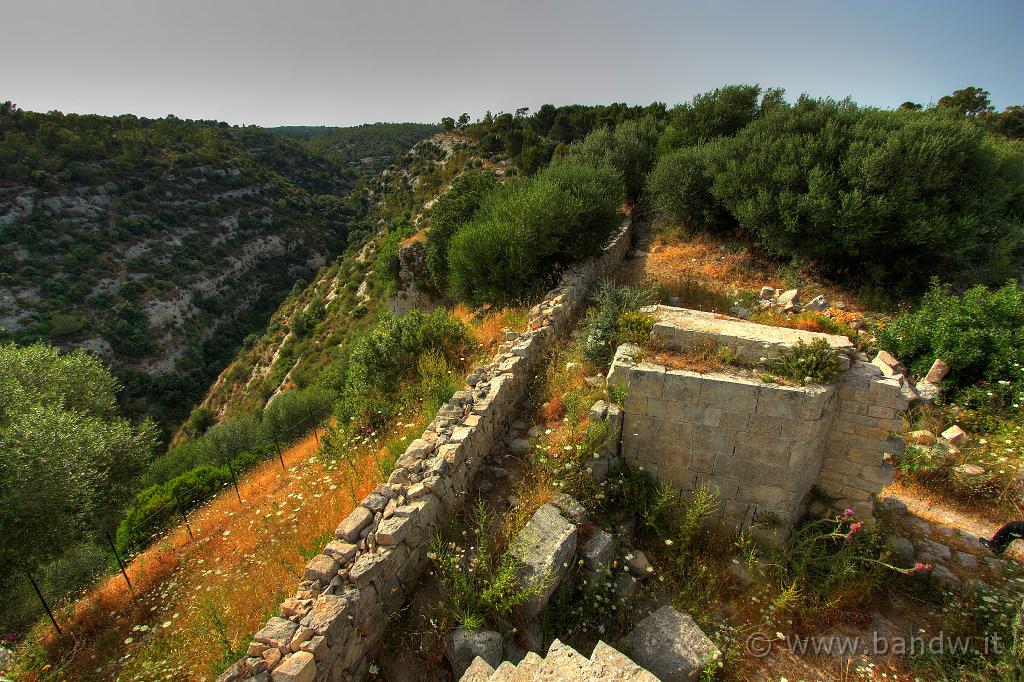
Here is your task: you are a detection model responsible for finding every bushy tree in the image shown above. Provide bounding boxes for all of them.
[0,343,157,583]
[539,155,624,259]
[425,171,499,289]
[649,96,1024,290]
[660,84,783,150]
[447,178,577,304]
[565,118,660,201]
[938,86,994,118]
[645,143,727,229]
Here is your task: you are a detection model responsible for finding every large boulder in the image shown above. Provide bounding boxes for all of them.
[620,606,721,681]
[446,629,502,678]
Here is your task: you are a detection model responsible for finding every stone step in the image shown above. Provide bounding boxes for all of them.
[535,639,592,680]
[509,651,544,682]
[590,641,660,681]
[460,656,495,682]
[489,661,517,682]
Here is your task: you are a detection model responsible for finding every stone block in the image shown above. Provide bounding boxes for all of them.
[303,555,339,585]
[662,371,702,404]
[271,651,315,682]
[335,507,372,542]
[621,606,721,681]
[508,504,578,618]
[323,541,357,565]
[942,425,967,446]
[589,399,608,421]
[580,529,616,574]
[254,617,300,652]
[687,450,715,474]
[925,358,949,383]
[374,516,409,546]
[698,374,759,413]
[629,363,666,398]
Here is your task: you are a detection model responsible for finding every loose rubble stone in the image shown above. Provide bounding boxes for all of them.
[925,358,949,383]
[889,536,915,565]
[804,294,828,311]
[589,399,609,421]
[942,425,968,446]
[930,564,962,589]
[725,559,753,588]
[627,550,653,578]
[254,617,300,652]
[508,438,531,454]
[580,530,616,573]
[303,555,339,585]
[549,493,587,524]
[446,629,502,678]
[621,606,722,681]
[508,503,578,617]
[904,430,936,446]
[759,286,775,300]
[777,289,800,309]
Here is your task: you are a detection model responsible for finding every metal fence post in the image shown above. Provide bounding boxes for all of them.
[227,459,242,505]
[173,490,194,540]
[104,531,135,597]
[274,433,285,471]
[309,406,320,446]
[25,570,61,635]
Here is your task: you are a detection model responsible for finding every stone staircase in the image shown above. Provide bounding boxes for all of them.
[459,639,658,681]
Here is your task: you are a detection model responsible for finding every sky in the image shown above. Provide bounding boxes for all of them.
[2,0,1021,127]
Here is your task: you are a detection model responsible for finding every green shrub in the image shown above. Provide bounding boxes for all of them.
[582,281,658,366]
[877,280,1024,396]
[425,171,499,289]
[430,501,547,630]
[537,156,624,261]
[564,117,659,201]
[645,145,728,229]
[447,177,576,305]
[760,339,840,385]
[338,309,470,426]
[617,310,655,346]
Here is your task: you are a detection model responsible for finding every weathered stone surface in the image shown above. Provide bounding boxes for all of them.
[589,399,609,421]
[509,438,531,454]
[549,493,587,524]
[580,529,615,574]
[323,540,357,564]
[942,425,967,446]
[335,506,373,542]
[270,651,315,682]
[627,550,653,578]
[777,289,800,308]
[446,629,502,678]
[889,535,916,566]
[459,656,496,681]
[303,554,339,584]
[589,640,659,681]
[621,606,721,681]
[509,504,578,617]
[374,516,409,546]
[254,617,300,651]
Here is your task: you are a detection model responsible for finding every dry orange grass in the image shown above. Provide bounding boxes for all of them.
[19,419,422,682]
[452,304,528,352]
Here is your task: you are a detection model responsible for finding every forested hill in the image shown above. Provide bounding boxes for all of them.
[268,122,439,176]
[0,103,401,435]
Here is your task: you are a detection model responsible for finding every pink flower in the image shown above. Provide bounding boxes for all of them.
[912,562,933,574]
[844,508,854,517]
[849,521,864,534]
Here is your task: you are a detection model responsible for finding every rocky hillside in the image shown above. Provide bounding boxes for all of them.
[0,103,425,433]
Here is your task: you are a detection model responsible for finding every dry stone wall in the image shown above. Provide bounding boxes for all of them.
[610,311,907,537]
[217,218,633,682]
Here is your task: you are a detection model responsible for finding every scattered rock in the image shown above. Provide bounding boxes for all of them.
[725,559,753,588]
[589,400,608,421]
[942,425,968,446]
[445,629,502,678]
[549,493,587,524]
[627,550,653,578]
[954,463,985,479]
[777,289,800,310]
[930,564,962,589]
[584,373,605,388]
[904,430,936,446]
[915,380,941,403]
[925,358,950,383]
[804,294,828,311]
[508,438,531,455]
[889,536,916,565]
[335,506,373,542]
[759,286,775,300]
[580,529,616,574]
[872,350,904,377]
[613,571,638,598]
[621,606,722,682]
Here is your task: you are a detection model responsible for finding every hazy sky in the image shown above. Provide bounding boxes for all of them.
[2,0,1021,127]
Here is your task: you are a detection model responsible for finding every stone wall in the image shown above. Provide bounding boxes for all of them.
[610,310,907,537]
[217,218,633,682]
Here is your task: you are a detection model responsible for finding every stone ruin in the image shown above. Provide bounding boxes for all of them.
[607,306,908,537]
[218,216,912,681]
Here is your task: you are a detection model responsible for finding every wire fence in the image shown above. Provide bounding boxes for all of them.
[18,403,332,637]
